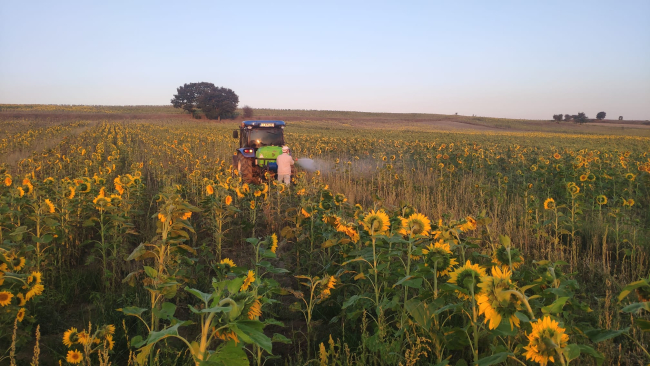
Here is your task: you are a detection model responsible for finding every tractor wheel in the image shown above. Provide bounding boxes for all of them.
[238,154,254,184]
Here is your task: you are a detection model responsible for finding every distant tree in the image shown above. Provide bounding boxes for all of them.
[198,87,239,120]
[574,112,588,124]
[242,105,254,118]
[552,114,563,122]
[171,82,218,115]
[596,111,606,120]
[564,114,573,122]
[619,116,623,120]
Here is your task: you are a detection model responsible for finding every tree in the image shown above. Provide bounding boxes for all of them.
[171,82,217,115]
[552,114,563,122]
[242,105,254,118]
[596,111,606,120]
[574,112,588,124]
[564,114,572,122]
[198,87,239,120]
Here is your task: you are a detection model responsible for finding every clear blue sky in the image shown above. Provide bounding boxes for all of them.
[1,0,649,120]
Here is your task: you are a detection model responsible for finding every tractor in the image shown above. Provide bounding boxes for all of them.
[232,120,288,184]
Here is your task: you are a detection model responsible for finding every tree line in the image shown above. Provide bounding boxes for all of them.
[552,111,611,124]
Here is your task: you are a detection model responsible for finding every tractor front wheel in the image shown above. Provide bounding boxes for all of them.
[238,154,254,184]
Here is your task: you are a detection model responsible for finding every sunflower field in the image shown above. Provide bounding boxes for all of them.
[0,112,649,366]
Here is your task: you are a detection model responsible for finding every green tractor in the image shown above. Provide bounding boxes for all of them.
[232,120,287,184]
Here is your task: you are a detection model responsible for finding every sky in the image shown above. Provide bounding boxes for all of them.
[1,1,649,120]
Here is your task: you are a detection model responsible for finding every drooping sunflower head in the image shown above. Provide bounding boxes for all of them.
[477,266,521,330]
[596,195,608,205]
[240,270,256,292]
[543,198,555,210]
[568,184,580,195]
[362,210,390,235]
[270,233,278,253]
[421,240,458,276]
[523,316,569,366]
[492,246,524,270]
[448,261,487,300]
[398,213,432,237]
[63,327,78,347]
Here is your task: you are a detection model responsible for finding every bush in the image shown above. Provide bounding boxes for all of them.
[243,105,254,119]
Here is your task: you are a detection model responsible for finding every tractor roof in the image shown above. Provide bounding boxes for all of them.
[242,120,286,128]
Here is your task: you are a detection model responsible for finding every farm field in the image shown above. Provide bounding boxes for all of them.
[0,106,649,365]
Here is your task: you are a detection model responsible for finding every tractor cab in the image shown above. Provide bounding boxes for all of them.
[232,120,287,183]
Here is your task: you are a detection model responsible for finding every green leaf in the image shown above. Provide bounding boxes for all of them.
[232,320,272,353]
[130,335,145,348]
[204,341,248,366]
[514,311,530,323]
[622,302,650,313]
[541,296,570,314]
[143,266,158,279]
[227,277,245,294]
[635,319,650,332]
[405,299,431,330]
[618,279,649,301]
[475,351,511,365]
[585,328,629,343]
[118,306,148,317]
[393,276,422,289]
[127,243,147,261]
[153,302,176,321]
[145,322,190,345]
[499,235,510,248]
[186,287,214,305]
[272,333,292,344]
[342,295,361,309]
[563,344,581,362]
[578,345,604,366]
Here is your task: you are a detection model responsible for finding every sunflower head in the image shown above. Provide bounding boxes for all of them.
[477,266,522,330]
[596,195,608,205]
[523,316,569,366]
[448,261,487,300]
[362,210,390,235]
[398,213,431,237]
[543,198,555,210]
[421,240,458,276]
[493,246,524,270]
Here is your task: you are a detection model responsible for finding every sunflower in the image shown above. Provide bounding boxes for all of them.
[553,153,561,160]
[67,186,76,199]
[247,299,262,320]
[421,240,458,276]
[225,195,232,205]
[250,200,256,210]
[13,257,26,271]
[362,210,390,235]
[220,258,236,267]
[66,350,83,364]
[459,216,477,232]
[625,173,636,181]
[523,316,569,366]
[17,293,26,306]
[492,246,524,270]
[477,267,522,330]
[4,175,11,186]
[301,208,311,218]
[44,199,55,213]
[447,261,487,300]
[25,284,44,301]
[579,174,588,182]
[105,324,116,335]
[215,329,239,344]
[543,198,555,210]
[596,195,608,205]
[0,291,13,306]
[17,187,25,197]
[181,212,192,220]
[63,327,78,347]
[16,307,26,322]
[206,185,214,195]
[240,270,255,292]
[568,184,580,195]
[76,331,91,345]
[398,213,432,237]
[270,233,278,253]
[320,276,337,299]
[105,334,115,350]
